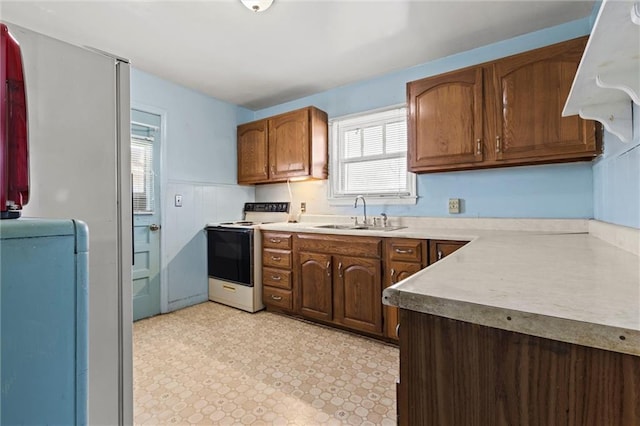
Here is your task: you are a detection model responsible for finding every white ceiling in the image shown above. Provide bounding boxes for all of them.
[2,1,594,110]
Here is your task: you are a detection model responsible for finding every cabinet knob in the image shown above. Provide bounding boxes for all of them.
[149,224,161,231]
[437,250,444,261]
[390,268,396,284]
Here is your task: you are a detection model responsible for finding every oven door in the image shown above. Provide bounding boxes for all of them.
[206,226,254,286]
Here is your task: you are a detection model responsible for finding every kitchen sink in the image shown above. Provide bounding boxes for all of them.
[314,224,406,232]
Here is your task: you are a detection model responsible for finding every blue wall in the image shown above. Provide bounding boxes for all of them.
[252,18,598,219]
[131,69,254,313]
[593,105,640,228]
[132,69,252,184]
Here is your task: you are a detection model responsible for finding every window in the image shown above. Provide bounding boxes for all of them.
[329,106,416,204]
[131,134,154,213]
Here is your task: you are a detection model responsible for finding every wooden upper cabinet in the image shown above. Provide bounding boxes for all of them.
[237,106,328,185]
[491,37,599,163]
[408,68,484,171]
[407,37,600,174]
[269,108,310,180]
[237,120,269,184]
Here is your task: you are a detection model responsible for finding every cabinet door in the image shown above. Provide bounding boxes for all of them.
[298,251,333,321]
[334,255,382,334]
[408,67,484,172]
[429,240,467,264]
[491,37,599,162]
[384,261,423,341]
[237,120,269,184]
[268,108,310,181]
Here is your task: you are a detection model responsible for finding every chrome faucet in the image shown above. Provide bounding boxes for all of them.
[354,195,367,225]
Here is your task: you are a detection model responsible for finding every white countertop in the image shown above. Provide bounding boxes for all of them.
[258,217,640,356]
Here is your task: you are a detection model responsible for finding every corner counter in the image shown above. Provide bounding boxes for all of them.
[259,217,640,356]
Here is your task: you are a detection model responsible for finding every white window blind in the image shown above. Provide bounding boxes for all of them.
[131,135,154,213]
[329,106,416,204]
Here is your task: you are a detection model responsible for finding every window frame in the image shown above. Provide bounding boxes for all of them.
[328,104,417,206]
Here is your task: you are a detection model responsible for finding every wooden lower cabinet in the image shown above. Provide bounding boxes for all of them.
[262,231,294,312]
[262,232,470,342]
[397,309,640,425]
[429,239,467,262]
[334,255,382,334]
[384,261,422,340]
[384,238,467,341]
[294,233,384,336]
[298,251,333,321]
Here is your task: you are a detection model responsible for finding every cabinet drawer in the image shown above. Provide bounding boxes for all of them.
[263,267,292,289]
[387,239,423,263]
[262,232,292,249]
[263,286,293,310]
[429,240,468,264]
[295,233,382,258]
[263,248,292,269]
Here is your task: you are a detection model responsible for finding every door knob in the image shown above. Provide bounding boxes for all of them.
[149,224,161,231]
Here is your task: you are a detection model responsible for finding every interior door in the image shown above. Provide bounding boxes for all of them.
[131,109,161,321]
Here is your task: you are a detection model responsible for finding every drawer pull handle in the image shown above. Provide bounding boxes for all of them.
[395,248,413,254]
[390,268,396,284]
[495,135,501,153]
[270,275,281,281]
[437,250,443,261]
[270,295,283,301]
[476,138,482,155]
[222,285,236,292]
[271,256,281,261]
[269,238,281,243]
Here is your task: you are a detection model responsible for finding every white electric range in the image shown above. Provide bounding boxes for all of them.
[205,202,290,312]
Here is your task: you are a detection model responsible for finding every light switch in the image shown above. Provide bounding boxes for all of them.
[175,194,183,207]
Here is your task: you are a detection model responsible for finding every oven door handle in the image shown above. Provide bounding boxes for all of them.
[206,226,253,234]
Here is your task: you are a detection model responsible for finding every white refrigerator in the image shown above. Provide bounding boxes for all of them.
[4,22,133,425]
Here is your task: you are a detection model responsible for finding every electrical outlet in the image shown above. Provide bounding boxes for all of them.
[448,198,460,214]
[175,194,183,207]
[300,202,306,213]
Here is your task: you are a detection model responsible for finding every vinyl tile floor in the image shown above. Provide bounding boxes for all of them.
[133,302,399,425]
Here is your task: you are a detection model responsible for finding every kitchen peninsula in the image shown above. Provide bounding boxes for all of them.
[259,217,640,425]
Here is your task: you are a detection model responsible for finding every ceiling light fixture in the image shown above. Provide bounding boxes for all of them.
[241,0,274,12]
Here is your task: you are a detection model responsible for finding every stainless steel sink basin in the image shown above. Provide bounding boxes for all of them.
[314,224,365,230]
[314,224,406,232]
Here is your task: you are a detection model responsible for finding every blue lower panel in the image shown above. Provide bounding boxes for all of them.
[1,219,88,425]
